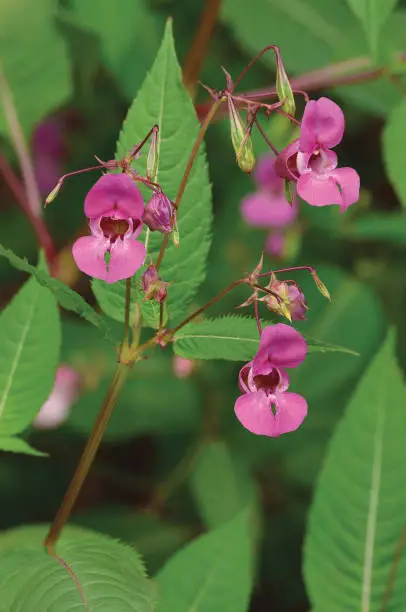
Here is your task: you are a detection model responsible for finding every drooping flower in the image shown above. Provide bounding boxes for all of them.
[34,365,80,430]
[143,191,174,234]
[141,263,169,303]
[72,173,146,283]
[275,97,360,210]
[241,155,297,257]
[234,324,307,437]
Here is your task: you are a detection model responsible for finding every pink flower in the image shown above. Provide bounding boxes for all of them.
[34,365,80,430]
[275,97,360,210]
[173,355,195,379]
[32,118,64,197]
[72,174,146,283]
[234,324,307,437]
[241,155,297,229]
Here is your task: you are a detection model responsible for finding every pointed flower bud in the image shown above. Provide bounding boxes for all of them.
[141,263,169,303]
[275,49,296,117]
[310,270,331,300]
[228,96,255,173]
[143,192,173,234]
[45,179,63,206]
[147,125,159,182]
[261,278,307,321]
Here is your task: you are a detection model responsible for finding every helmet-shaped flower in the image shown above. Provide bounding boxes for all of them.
[72,174,146,283]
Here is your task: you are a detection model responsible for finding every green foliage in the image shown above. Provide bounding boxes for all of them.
[0,436,46,456]
[383,100,406,209]
[67,359,202,440]
[345,0,398,59]
[346,211,406,245]
[190,441,257,529]
[66,0,163,99]
[156,509,254,612]
[0,245,114,341]
[92,277,163,329]
[116,20,212,323]
[0,268,60,438]
[221,0,402,114]
[173,315,359,361]
[303,330,406,611]
[0,0,70,136]
[0,525,156,610]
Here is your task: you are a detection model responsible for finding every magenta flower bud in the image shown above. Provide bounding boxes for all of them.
[262,278,307,321]
[34,365,80,430]
[143,192,173,234]
[141,263,168,303]
[173,355,195,379]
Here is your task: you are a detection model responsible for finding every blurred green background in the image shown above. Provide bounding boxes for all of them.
[1,0,406,609]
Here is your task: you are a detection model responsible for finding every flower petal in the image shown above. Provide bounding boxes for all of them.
[272,391,307,435]
[234,391,277,436]
[266,231,285,257]
[331,167,360,211]
[106,238,146,284]
[255,323,307,370]
[84,174,144,219]
[300,97,344,152]
[72,235,109,281]
[297,172,342,207]
[275,140,300,181]
[254,155,279,188]
[241,191,296,228]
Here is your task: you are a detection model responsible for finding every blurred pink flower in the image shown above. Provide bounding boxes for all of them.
[72,174,146,283]
[173,355,195,379]
[234,324,307,437]
[275,97,360,210]
[34,365,80,430]
[32,118,64,197]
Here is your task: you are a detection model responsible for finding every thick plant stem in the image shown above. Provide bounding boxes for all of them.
[44,362,129,554]
[155,97,225,271]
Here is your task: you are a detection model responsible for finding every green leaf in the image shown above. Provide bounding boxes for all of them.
[0,525,156,610]
[345,0,398,59]
[0,436,46,456]
[346,211,406,245]
[0,268,60,437]
[0,244,114,341]
[66,0,163,100]
[0,0,70,136]
[173,315,358,361]
[156,509,254,612]
[190,441,257,530]
[221,0,401,114]
[116,20,212,322]
[92,277,163,329]
[303,330,406,611]
[383,100,406,209]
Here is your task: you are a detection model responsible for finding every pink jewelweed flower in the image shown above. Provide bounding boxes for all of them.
[72,174,146,284]
[32,117,64,197]
[275,97,360,210]
[34,365,80,430]
[234,324,307,437]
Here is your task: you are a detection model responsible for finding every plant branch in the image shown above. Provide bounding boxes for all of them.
[182,0,222,97]
[155,96,225,271]
[44,362,129,554]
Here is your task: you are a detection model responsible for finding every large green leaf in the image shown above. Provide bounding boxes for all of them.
[115,20,212,323]
[173,315,358,361]
[0,245,114,341]
[221,0,402,114]
[383,100,406,209]
[190,441,257,530]
[0,525,156,610]
[303,330,406,611]
[66,0,162,100]
[0,269,60,437]
[345,0,399,59]
[0,436,45,456]
[0,0,70,136]
[156,509,254,612]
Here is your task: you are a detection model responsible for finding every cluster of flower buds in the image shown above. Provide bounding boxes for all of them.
[141,263,169,304]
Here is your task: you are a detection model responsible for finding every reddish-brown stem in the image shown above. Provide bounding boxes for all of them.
[254,117,279,155]
[170,279,246,336]
[233,45,282,91]
[182,0,222,96]
[257,265,315,279]
[253,298,262,335]
[128,124,159,161]
[0,152,56,265]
